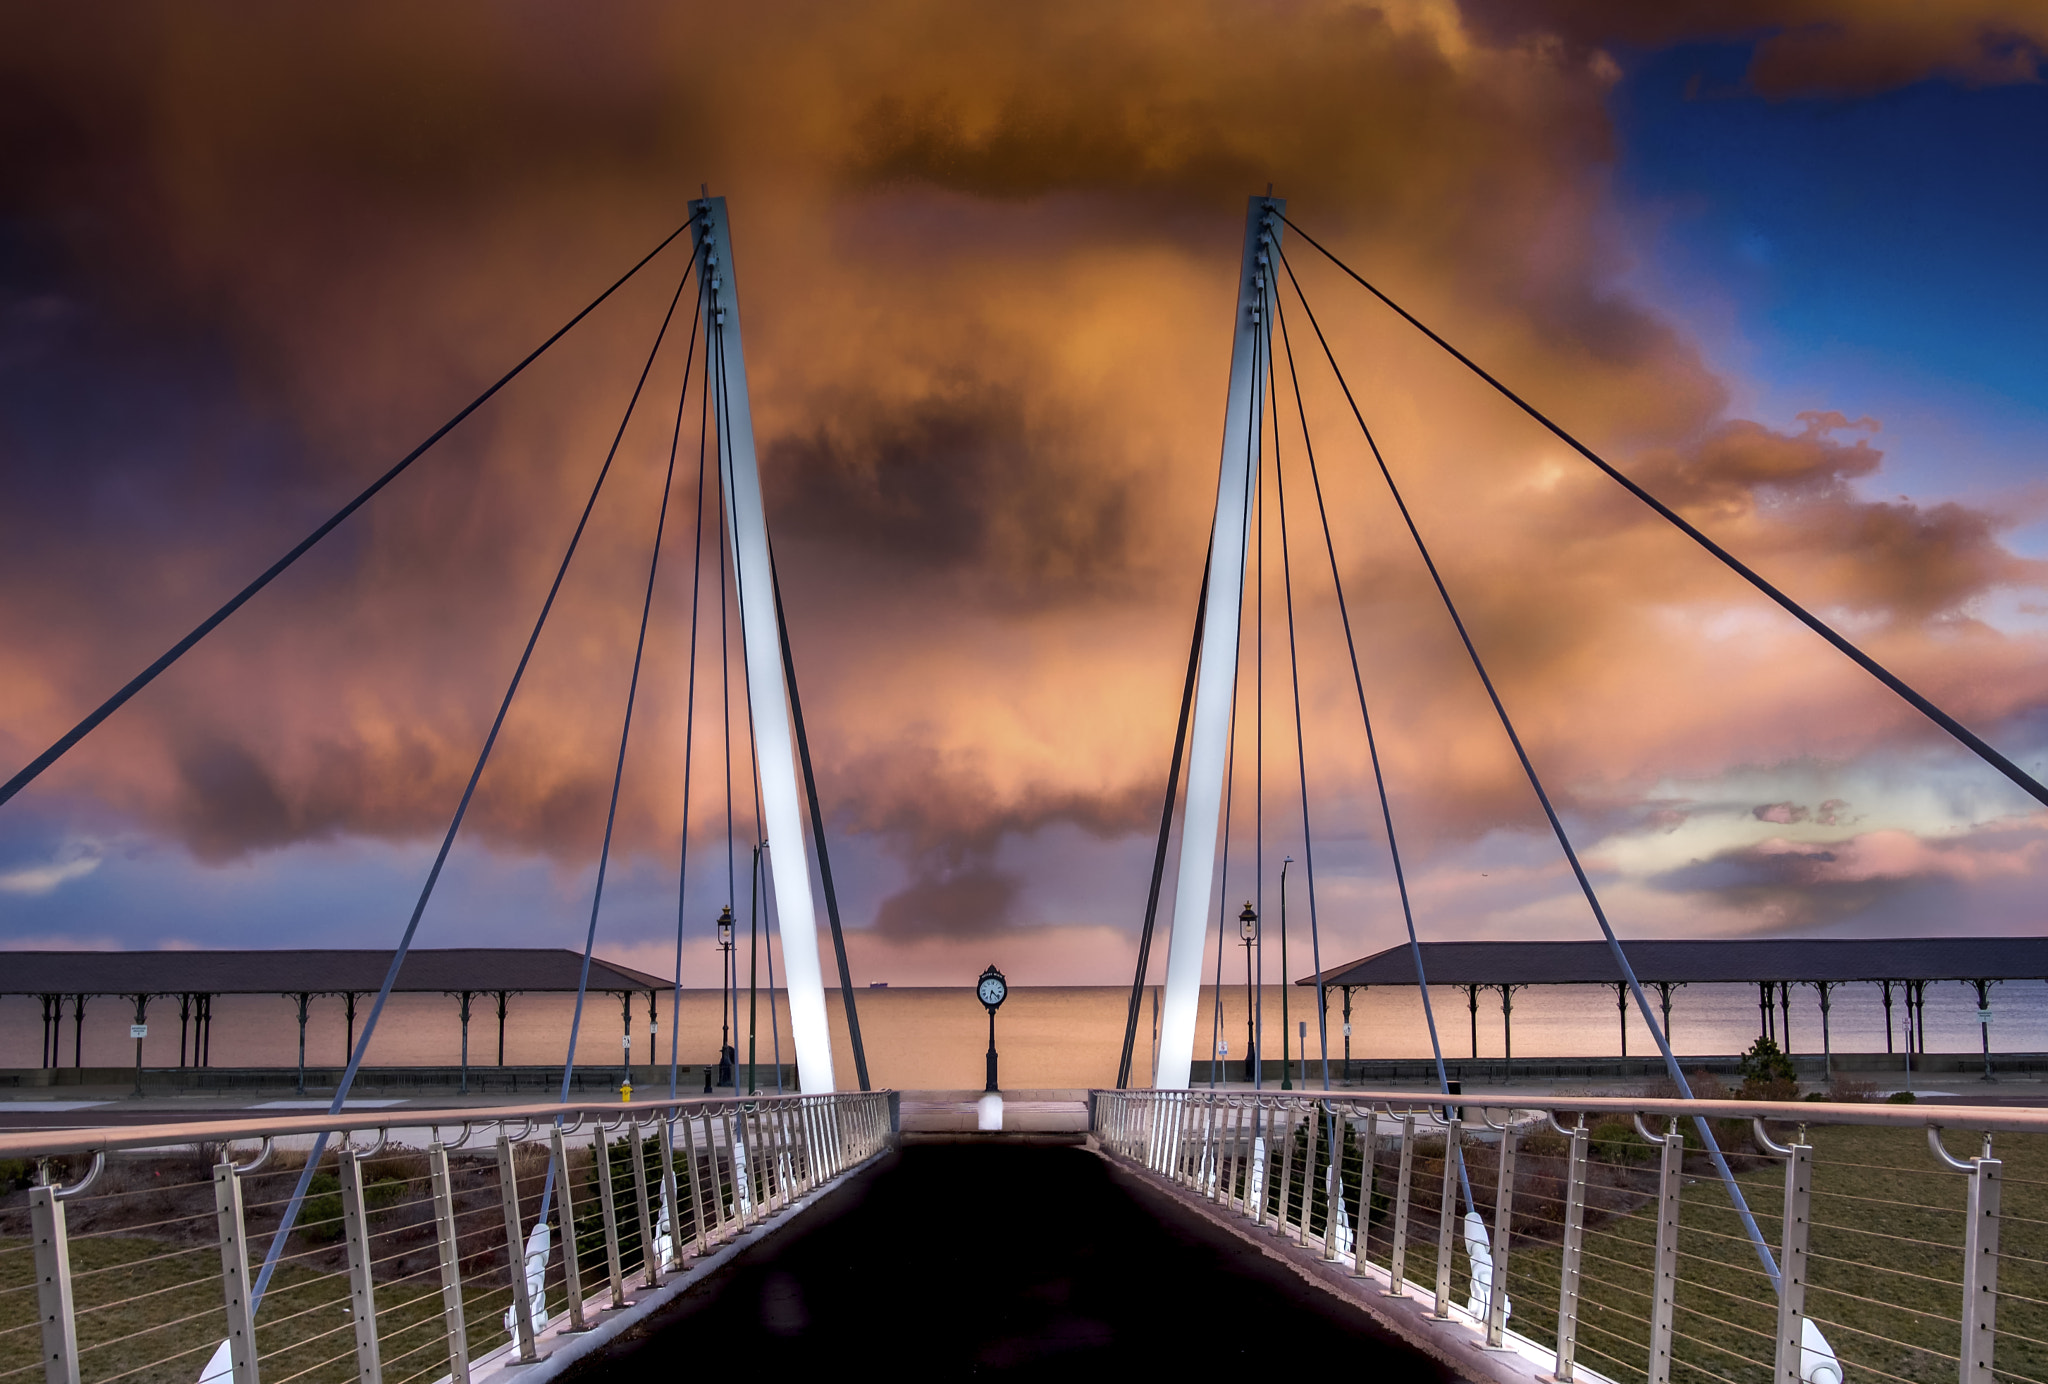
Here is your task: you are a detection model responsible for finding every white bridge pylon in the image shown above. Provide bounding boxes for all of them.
[696,196,837,1092]
[1154,196,1281,1090]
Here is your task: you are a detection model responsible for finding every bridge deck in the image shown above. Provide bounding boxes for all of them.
[563,1141,1452,1376]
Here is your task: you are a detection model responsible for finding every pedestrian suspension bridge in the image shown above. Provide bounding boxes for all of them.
[4,195,2044,1383]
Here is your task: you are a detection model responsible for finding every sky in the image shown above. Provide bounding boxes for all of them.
[2,1,2046,990]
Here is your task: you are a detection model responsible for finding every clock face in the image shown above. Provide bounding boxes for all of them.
[978,975,1006,1007]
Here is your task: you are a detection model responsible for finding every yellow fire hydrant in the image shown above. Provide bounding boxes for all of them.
[619,1080,633,1103]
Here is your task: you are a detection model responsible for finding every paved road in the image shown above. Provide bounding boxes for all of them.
[573,1141,1453,1377]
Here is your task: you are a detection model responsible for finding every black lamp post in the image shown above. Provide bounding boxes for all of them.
[1280,856,1293,1091]
[978,964,1008,1093]
[1238,902,1257,1086]
[716,905,735,1088]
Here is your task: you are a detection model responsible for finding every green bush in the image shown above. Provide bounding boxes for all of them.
[297,1173,344,1242]
[0,1159,31,1191]
[1737,1036,1798,1100]
[1885,1090,1918,1104]
[1589,1118,1653,1164]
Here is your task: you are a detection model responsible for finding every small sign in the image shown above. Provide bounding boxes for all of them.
[1978,1008,1993,1023]
[1219,1041,1229,1056]
[621,1035,632,1049]
[129,1024,148,1039]
[1343,1022,1352,1037]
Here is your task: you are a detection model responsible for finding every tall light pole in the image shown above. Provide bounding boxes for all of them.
[1279,856,1293,1090]
[716,905,735,1088]
[1238,903,1258,1087]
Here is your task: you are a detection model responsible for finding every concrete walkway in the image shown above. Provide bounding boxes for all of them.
[561,1141,1454,1377]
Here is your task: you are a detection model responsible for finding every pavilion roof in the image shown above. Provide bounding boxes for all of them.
[0,948,672,996]
[1306,937,2048,987]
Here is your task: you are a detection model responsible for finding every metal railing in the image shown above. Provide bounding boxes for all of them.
[1093,1087,2048,1384]
[1,1090,892,1384]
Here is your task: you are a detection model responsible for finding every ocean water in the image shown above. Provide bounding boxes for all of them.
[7,978,2042,1089]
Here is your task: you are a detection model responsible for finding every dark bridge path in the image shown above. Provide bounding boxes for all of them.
[572,1141,1453,1378]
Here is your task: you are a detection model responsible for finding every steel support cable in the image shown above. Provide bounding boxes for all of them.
[769,551,871,1090]
[1272,287,1466,1208]
[0,212,701,810]
[1269,328,1334,1099]
[540,265,703,1231]
[1277,212,2048,812]
[1276,245,1781,1289]
[1115,547,1212,1088]
[671,326,715,1099]
[247,249,698,1314]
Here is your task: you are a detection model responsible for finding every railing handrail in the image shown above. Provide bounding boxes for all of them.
[1091,1085,2048,1134]
[0,1088,887,1160]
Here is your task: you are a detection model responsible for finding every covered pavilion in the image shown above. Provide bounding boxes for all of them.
[3,948,671,1094]
[1306,936,2048,1079]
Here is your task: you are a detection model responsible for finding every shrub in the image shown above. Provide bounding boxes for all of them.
[298,1173,344,1242]
[1829,1077,1875,1103]
[1737,1037,1798,1100]
[1589,1118,1652,1164]
[1885,1090,1918,1104]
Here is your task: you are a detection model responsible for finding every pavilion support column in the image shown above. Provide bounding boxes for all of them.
[1779,982,1793,1055]
[1154,196,1279,1090]
[342,992,362,1067]
[292,992,312,1096]
[618,992,635,1091]
[178,993,192,1068]
[1759,982,1773,1044]
[129,993,150,1097]
[1971,979,1996,1082]
[1614,983,1628,1059]
[199,995,213,1067]
[72,994,86,1068]
[494,991,511,1066]
[40,994,58,1068]
[451,991,475,1095]
[1464,984,1482,1060]
[1881,980,1895,1054]
[1651,981,1681,1055]
[1812,981,1836,1083]
[1341,986,1356,1084]
[1497,983,1524,1071]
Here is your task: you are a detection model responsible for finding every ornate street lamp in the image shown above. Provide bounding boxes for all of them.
[716,905,735,1088]
[1238,902,1257,1086]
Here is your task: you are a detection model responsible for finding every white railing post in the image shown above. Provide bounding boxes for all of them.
[29,1185,78,1384]
[1432,1117,1462,1318]
[211,1161,261,1384]
[1485,1127,1518,1348]
[1351,1109,1379,1279]
[593,1125,627,1307]
[1388,1113,1416,1297]
[1554,1122,1589,1381]
[495,1133,541,1363]
[549,1126,587,1330]
[1648,1123,1685,1384]
[657,1117,682,1267]
[427,1142,473,1383]
[338,1148,383,1384]
[627,1119,658,1286]
[680,1111,709,1255]
[1961,1152,2002,1384]
[1774,1140,1811,1384]
[1277,1104,1299,1237]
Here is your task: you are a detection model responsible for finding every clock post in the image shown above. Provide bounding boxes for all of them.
[977,964,1008,1093]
